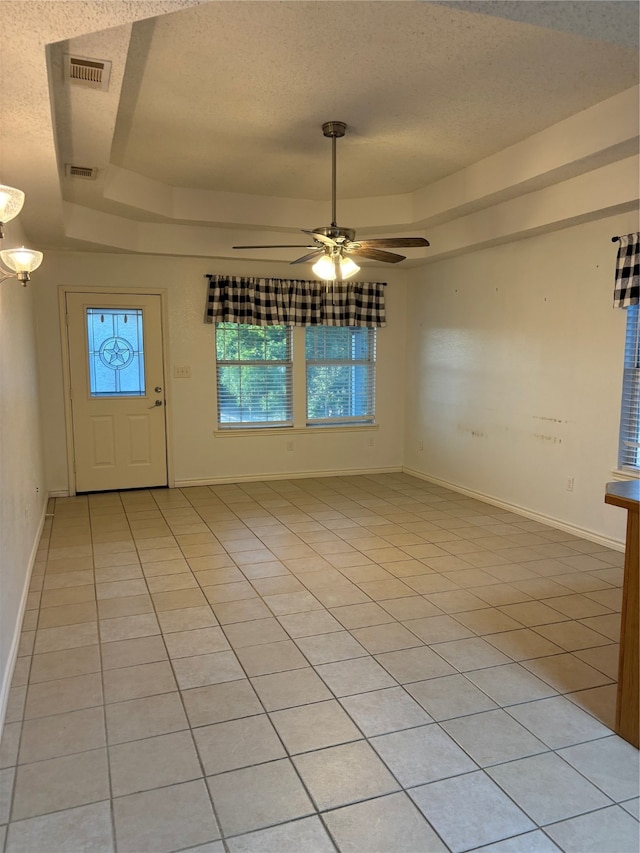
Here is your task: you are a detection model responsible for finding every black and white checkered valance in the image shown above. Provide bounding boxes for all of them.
[613,233,640,308]
[205,275,386,327]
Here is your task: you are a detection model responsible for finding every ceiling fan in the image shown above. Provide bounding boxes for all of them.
[232,121,430,280]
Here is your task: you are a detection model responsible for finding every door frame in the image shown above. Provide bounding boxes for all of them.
[59,285,174,496]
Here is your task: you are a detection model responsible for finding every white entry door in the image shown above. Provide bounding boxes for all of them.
[66,292,168,492]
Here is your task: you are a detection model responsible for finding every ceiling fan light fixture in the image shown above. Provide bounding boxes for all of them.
[312,254,337,281]
[339,255,360,279]
[312,253,360,281]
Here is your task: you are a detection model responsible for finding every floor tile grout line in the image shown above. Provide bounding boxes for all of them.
[461,825,558,853]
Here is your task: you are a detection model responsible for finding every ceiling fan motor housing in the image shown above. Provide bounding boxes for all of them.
[312,226,356,243]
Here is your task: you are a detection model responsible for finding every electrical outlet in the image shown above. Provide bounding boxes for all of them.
[367,437,374,447]
[418,440,424,451]
[286,441,294,452]
[566,476,574,492]
[173,365,192,379]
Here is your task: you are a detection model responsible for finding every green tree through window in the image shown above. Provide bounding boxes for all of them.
[215,323,376,429]
[216,324,292,426]
[306,326,376,425]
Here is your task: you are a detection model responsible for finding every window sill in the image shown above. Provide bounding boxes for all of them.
[214,424,379,438]
[610,468,640,481]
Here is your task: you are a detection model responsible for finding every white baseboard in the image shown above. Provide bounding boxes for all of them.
[174,466,403,488]
[48,490,69,498]
[403,467,625,552]
[0,502,48,737]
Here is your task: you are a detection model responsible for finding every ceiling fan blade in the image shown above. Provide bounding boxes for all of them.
[301,229,336,247]
[352,237,430,249]
[349,247,406,263]
[232,244,317,250]
[290,251,323,265]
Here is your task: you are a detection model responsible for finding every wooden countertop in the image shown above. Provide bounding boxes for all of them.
[605,479,640,511]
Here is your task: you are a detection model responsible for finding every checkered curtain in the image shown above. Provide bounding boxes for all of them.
[613,233,640,308]
[205,275,386,327]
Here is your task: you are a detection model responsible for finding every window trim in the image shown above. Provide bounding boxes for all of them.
[213,424,379,438]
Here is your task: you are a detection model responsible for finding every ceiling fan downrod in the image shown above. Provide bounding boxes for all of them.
[322,121,346,229]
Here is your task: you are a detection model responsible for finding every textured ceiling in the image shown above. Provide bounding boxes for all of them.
[1,0,638,259]
[105,1,638,198]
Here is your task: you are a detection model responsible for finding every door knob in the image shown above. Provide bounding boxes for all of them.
[149,399,163,409]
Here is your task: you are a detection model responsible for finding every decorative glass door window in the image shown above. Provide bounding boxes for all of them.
[86,308,146,397]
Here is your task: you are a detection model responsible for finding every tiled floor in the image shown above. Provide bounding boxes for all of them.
[1,473,638,853]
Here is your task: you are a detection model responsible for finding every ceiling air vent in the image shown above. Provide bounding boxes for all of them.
[65,164,98,180]
[64,55,112,91]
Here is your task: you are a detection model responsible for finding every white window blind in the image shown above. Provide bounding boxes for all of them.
[216,323,293,428]
[618,304,640,470]
[305,326,376,426]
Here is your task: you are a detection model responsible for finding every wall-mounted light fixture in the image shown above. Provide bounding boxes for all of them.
[0,247,44,284]
[0,185,25,236]
[0,184,44,285]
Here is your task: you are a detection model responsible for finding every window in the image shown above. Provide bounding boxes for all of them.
[216,323,292,427]
[214,323,376,429]
[305,326,376,426]
[618,304,640,471]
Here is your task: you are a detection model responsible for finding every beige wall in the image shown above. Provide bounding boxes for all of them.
[403,212,638,546]
[34,254,407,493]
[0,221,47,725]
